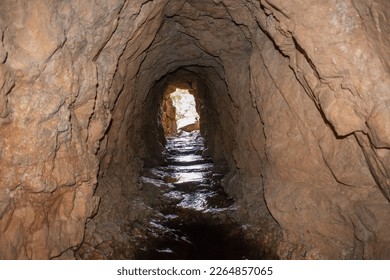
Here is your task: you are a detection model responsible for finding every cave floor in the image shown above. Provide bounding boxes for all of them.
[134,131,267,260]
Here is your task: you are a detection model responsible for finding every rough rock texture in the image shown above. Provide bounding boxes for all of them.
[0,0,389,259]
[161,93,177,136]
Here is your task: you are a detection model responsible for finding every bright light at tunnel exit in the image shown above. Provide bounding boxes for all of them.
[170,88,199,130]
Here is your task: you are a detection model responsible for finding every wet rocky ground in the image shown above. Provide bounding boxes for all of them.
[132,131,268,259]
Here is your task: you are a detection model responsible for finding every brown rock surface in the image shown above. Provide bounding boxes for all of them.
[161,93,177,136]
[0,0,389,259]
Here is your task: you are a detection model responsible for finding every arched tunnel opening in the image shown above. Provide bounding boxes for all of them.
[161,86,200,136]
[0,0,390,260]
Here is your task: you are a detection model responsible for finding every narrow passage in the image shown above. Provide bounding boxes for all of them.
[134,131,266,259]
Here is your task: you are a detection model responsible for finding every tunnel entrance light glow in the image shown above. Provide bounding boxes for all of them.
[170,88,199,131]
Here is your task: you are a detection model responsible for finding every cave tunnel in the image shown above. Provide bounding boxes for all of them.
[0,0,390,260]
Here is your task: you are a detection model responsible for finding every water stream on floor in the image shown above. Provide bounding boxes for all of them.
[135,131,265,259]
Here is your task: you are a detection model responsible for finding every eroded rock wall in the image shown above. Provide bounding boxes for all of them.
[0,0,169,259]
[0,0,389,259]
[229,0,390,258]
[161,93,177,136]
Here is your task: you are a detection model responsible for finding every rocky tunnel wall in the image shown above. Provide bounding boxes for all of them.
[0,0,389,259]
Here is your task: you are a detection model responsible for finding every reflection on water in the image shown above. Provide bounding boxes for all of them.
[135,130,270,260]
[176,172,206,184]
[177,192,208,211]
[172,154,202,163]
